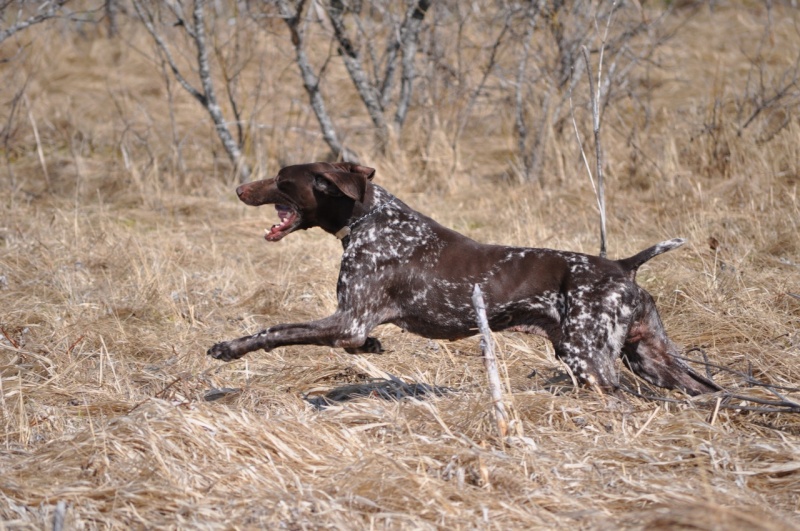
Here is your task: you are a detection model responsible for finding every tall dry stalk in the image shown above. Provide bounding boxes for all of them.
[570,2,617,258]
[471,284,509,439]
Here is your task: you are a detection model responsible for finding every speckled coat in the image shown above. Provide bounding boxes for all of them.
[208,162,719,396]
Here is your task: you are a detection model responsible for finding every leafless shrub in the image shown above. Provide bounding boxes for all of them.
[133,0,252,182]
[248,0,431,161]
[0,1,71,190]
[0,1,68,46]
[270,0,359,162]
[734,1,800,143]
[509,0,684,184]
[115,1,685,184]
[689,1,800,178]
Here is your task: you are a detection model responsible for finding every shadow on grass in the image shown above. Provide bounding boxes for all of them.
[202,375,455,409]
[304,375,455,409]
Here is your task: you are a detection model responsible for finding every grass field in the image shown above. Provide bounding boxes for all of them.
[1,2,799,529]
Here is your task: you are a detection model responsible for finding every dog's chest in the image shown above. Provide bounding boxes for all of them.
[342,210,441,271]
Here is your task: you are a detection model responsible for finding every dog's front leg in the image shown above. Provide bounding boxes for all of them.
[206,329,274,361]
[207,313,382,361]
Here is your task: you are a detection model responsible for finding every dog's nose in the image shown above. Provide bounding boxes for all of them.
[236,184,247,199]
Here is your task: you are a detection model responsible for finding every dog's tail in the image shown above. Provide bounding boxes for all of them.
[617,238,686,279]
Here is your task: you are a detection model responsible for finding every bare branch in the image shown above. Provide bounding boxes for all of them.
[326,0,389,147]
[394,0,430,130]
[0,1,67,45]
[378,10,403,108]
[132,1,206,105]
[213,39,246,153]
[105,0,118,38]
[276,0,358,162]
[133,0,251,182]
[158,54,186,177]
[192,0,250,181]
[738,56,800,135]
[514,0,544,182]
[451,11,512,157]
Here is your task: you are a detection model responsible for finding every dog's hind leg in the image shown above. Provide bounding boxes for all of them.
[622,288,720,395]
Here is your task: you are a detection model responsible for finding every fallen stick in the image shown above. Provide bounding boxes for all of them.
[472,284,509,438]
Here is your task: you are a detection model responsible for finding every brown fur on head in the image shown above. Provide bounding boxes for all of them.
[235,162,377,241]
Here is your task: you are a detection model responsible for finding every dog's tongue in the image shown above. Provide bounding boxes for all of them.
[265,205,296,241]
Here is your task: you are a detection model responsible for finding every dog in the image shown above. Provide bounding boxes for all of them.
[208,162,719,395]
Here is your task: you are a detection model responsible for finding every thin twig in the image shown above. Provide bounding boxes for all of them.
[0,1,66,45]
[723,393,800,412]
[685,346,713,380]
[619,385,800,414]
[569,92,598,199]
[22,93,49,186]
[451,12,512,159]
[378,9,402,108]
[127,375,185,415]
[582,55,603,252]
[1,326,19,349]
[680,350,800,392]
[65,335,84,357]
[621,349,800,415]
[212,19,247,153]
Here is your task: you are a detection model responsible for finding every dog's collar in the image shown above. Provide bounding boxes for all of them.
[335,197,396,240]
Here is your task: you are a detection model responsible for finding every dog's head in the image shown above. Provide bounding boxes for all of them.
[236,162,376,241]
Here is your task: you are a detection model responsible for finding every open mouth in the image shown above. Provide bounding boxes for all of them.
[265,205,299,241]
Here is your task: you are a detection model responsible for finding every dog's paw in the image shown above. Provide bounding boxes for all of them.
[207,341,243,362]
[344,337,384,354]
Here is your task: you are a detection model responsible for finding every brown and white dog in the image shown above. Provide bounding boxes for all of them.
[208,162,719,395]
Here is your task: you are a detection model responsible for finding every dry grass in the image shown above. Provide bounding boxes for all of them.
[1,3,799,529]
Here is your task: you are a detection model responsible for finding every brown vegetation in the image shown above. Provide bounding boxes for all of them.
[1,1,799,529]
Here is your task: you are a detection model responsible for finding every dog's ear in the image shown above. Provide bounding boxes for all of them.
[314,166,375,202]
[328,163,376,181]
